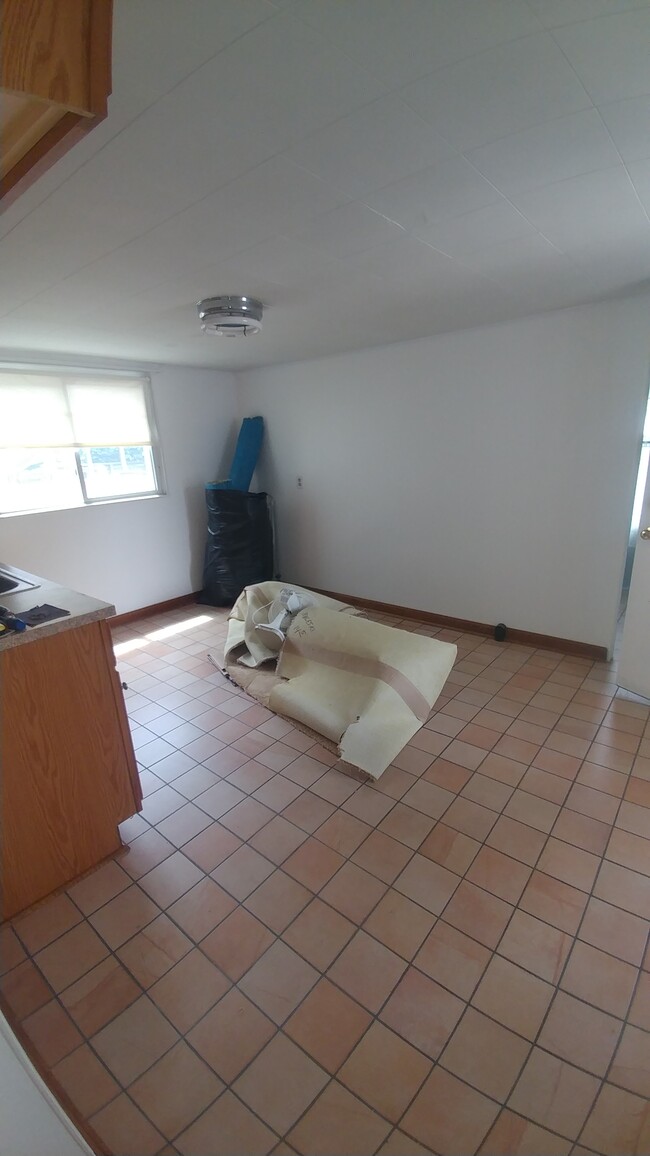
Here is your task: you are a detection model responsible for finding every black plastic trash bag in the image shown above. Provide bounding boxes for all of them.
[198,489,274,607]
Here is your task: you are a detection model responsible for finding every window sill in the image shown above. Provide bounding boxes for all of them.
[0,492,165,519]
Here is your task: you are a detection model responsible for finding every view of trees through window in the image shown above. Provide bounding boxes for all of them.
[0,445,158,514]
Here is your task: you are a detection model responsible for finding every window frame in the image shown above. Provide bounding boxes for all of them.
[0,364,166,517]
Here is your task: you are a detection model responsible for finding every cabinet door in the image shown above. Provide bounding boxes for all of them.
[1,0,113,208]
[1,620,139,918]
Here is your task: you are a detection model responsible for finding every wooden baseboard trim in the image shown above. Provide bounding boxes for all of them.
[315,588,608,662]
[109,586,608,662]
[110,592,200,627]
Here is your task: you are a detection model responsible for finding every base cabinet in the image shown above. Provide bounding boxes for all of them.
[1,618,141,919]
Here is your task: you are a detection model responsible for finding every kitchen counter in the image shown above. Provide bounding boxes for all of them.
[0,562,115,650]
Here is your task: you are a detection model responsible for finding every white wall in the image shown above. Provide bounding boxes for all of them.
[238,296,650,652]
[0,1014,93,1156]
[1,360,238,613]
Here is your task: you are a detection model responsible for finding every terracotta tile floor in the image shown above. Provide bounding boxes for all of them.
[2,604,650,1156]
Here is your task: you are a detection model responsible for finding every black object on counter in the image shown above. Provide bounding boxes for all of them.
[0,605,27,633]
[198,489,274,607]
[19,604,71,626]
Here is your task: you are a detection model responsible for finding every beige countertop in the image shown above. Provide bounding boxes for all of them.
[0,563,115,651]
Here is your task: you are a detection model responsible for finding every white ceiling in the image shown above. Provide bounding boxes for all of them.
[2,0,650,371]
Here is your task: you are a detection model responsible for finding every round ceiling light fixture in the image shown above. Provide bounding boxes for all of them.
[197,295,263,336]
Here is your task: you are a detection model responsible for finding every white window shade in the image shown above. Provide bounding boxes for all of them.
[66,380,151,446]
[0,371,152,449]
[0,377,74,447]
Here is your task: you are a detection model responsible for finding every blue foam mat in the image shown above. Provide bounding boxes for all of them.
[207,415,264,492]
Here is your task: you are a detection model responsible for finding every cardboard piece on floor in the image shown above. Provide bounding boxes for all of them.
[222,583,457,781]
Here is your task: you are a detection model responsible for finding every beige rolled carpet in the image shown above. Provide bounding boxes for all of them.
[222,583,457,781]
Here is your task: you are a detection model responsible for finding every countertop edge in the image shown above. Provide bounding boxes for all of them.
[0,605,115,650]
[0,563,116,651]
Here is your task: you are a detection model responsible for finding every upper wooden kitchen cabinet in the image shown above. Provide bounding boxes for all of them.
[0,0,112,209]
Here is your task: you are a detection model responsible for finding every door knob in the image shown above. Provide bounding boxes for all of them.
[641,528,650,540]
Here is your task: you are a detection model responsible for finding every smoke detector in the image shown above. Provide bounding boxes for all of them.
[197,295,263,336]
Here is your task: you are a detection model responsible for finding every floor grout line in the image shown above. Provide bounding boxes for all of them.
[3,603,649,1155]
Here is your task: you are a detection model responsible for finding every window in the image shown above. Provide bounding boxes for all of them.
[0,368,164,515]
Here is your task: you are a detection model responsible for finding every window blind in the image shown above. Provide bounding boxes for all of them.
[0,371,152,449]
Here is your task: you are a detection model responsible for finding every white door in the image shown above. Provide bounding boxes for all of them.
[618,456,650,698]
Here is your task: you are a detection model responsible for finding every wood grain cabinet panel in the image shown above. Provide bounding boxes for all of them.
[1,619,141,920]
[1,0,112,208]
